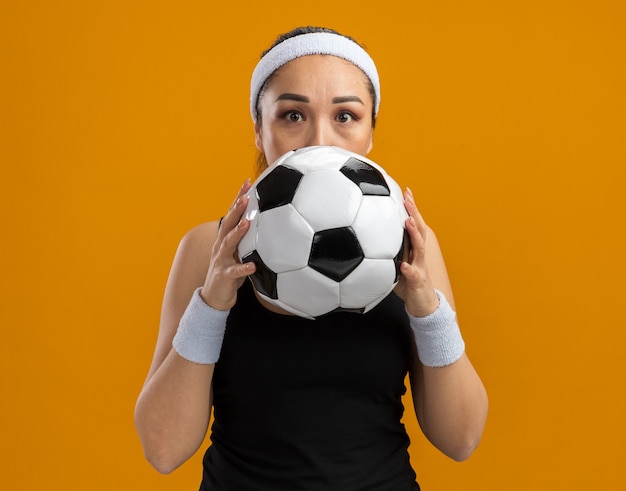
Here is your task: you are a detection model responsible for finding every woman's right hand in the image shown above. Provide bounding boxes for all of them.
[200,180,257,311]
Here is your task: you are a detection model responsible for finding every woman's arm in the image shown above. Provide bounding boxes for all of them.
[134,181,254,473]
[398,189,488,461]
[410,350,487,461]
[134,222,217,473]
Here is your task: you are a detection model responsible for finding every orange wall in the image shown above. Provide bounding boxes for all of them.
[2,1,625,489]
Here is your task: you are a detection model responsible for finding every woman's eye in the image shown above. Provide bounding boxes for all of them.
[285,111,303,122]
[337,112,355,123]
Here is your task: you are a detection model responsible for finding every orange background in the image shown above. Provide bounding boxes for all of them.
[2,1,625,489]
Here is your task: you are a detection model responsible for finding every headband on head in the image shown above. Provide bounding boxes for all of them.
[250,32,381,122]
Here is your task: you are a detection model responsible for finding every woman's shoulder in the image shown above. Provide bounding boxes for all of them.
[181,220,220,245]
[174,220,221,265]
[164,220,221,298]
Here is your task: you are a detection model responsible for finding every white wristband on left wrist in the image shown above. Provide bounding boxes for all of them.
[172,288,230,365]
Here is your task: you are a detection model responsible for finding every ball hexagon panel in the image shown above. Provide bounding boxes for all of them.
[389,181,406,210]
[351,196,406,259]
[387,179,408,225]
[339,258,398,311]
[256,204,314,273]
[291,169,362,231]
[277,268,342,318]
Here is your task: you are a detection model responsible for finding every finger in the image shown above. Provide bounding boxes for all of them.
[216,215,252,263]
[404,188,429,245]
[216,191,250,243]
[404,188,426,226]
[206,217,255,302]
[227,215,252,248]
[229,178,252,208]
[404,205,425,251]
[219,180,252,231]
[212,252,256,281]
[404,216,425,266]
[225,260,256,279]
[202,257,255,310]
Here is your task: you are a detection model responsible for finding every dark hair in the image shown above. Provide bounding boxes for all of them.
[254,26,378,175]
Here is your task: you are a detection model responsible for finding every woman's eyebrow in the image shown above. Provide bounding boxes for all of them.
[332,96,364,105]
[275,94,364,105]
[275,93,310,102]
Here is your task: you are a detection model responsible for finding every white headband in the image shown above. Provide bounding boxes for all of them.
[250,32,381,122]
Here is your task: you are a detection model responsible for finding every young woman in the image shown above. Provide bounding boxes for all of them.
[135,26,488,490]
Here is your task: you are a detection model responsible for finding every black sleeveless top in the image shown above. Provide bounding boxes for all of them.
[200,280,420,491]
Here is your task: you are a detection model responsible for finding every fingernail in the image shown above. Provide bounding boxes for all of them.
[406,187,415,203]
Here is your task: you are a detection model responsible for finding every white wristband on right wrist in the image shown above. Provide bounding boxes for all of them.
[172,288,230,365]
[407,289,465,368]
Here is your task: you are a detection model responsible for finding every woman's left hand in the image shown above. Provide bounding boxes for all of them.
[394,188,440,317]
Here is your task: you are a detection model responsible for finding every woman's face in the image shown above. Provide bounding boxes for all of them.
[255,55,375,166]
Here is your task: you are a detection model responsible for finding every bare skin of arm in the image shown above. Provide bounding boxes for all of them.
[397,188,488,461]
[134,182,255,473]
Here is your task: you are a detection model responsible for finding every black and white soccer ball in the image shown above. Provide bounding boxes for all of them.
[238,145,408,319]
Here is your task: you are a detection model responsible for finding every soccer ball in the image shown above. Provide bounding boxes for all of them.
[238,146,408,319]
